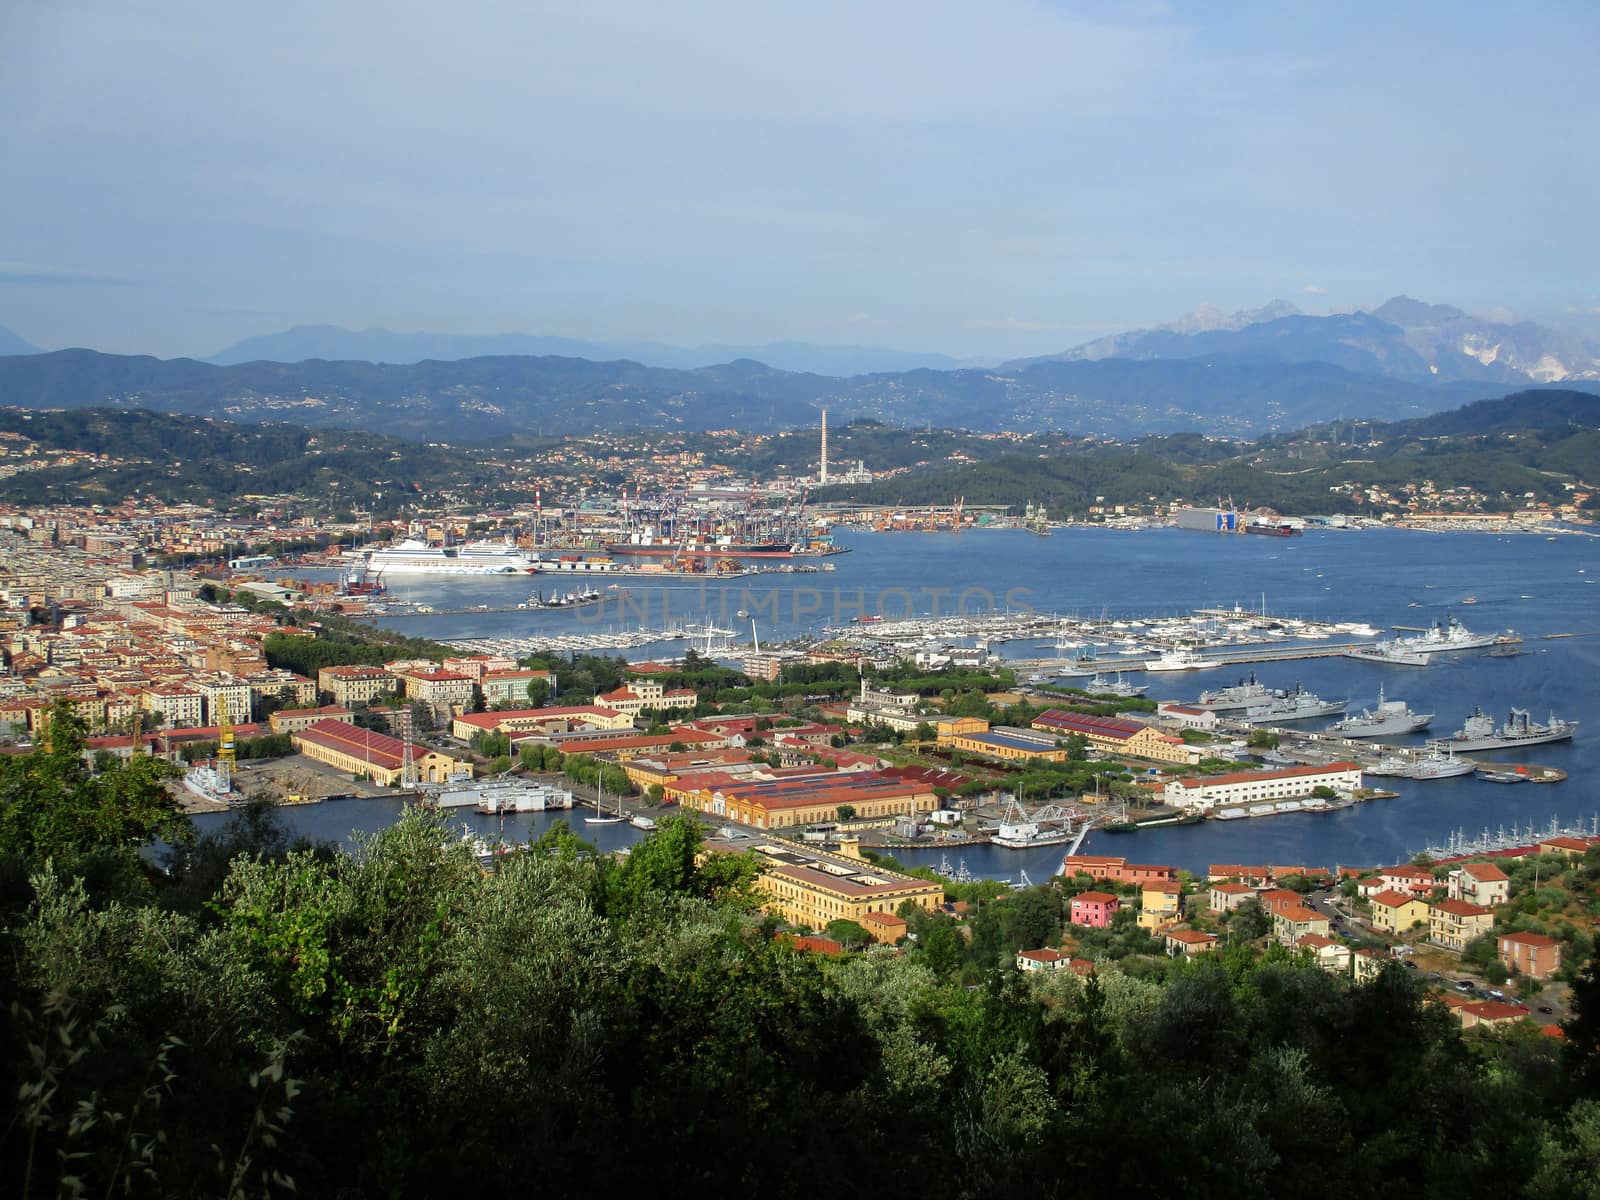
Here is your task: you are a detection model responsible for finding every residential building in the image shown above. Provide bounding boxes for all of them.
[1296,933,1352,974]
[1137,881,1183,931]
[397,668,475,718]
[1377,864,1438,896]
[1369,890,1430,935]
[1449,861,1510,907]
[1498,931,1562,980]
[1429,899,1494,951]
[141,683,204,728]
[1539,836,1597,857]
[1272,903,1330,946]
[481,669,556,706]
[1060,855,1176,886]
[1069,891,1119,928]
[317,665,398,707]
[591,679,697,717]
[1164,929,1218,957]
[1016,947,1070,973]
[1458,1000,1531,1030]
[1208,882,1258,913]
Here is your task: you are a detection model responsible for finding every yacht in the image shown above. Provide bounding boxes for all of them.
[1327,688,1433,738]
[1144,648,1209,672]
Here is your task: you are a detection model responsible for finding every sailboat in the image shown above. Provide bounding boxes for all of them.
[584,772,626,825]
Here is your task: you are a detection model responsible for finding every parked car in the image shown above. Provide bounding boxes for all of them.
[1488,989,1505,1001]
[1455,981,1474,992]
[1539,1006,1555,1015]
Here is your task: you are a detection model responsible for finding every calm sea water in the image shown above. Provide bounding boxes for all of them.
[228,527,1600,876]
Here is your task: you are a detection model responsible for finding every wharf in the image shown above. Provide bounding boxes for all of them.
[1013,639,1375,674]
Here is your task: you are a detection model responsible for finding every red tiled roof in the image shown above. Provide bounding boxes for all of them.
[1431,899,1492,918]
[1499,931,1559,948]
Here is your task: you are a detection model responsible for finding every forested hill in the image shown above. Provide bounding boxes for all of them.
[0,407,490,507]
[2,733,1599,1198]
[818,388,1600,515]
[0,344,1559,439]
[1383,388,1600,439]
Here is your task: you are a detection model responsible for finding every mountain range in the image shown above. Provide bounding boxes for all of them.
[1011,296,1600,385]
[208,325,982,376]
[3,297,1599,442]
[0,347,1549,441]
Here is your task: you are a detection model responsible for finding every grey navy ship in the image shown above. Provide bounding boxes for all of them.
[1326,687,1433,738]
[1430,706,1578,753]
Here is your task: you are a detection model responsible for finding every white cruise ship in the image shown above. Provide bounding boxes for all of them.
[366,538,537,575]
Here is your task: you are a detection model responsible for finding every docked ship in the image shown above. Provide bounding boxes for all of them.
[1192,672,1278,712]
[1243,514,1304,537]
[1395,615,1505,654]
[1366,747,1475,779]
[1343,640,1431,667]
[1431,706,1578,752]
[367,538,537,575]
[1083,672,1148,698]
[428,778,573,811]
[1240,684,1348,724]
[1327,688,1433,738]
[1144,648,1210,672]
[606,530,800,559]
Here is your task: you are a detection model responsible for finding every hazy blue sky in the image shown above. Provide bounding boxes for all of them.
[3,0,1597,358]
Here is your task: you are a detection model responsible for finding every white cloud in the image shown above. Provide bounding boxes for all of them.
[1302,284,1329,295]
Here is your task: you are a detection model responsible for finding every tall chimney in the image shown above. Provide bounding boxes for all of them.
[820,408,829,484]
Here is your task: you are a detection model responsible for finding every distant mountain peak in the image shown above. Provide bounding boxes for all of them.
[0,323,39,356]
[1160,299,1301,335]
[1366,296,1470,328]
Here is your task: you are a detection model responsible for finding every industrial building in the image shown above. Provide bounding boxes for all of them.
[290,718,471,786]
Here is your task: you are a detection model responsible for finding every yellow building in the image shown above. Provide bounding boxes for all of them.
[1030,710,1190,764]
[932,715,989,744]
[726,839,943,930]
[683,772,939,830]
[943,724,1071,763]
[1369,889,1430,935]
[1428,899,1494,951]
[290,718,470,786]
[1137,881,1184,931]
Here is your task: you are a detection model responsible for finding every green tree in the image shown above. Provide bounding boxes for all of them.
[837,804,857,823]
[0,701,187,883]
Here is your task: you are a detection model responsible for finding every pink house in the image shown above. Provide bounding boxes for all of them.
[1070,890,1120,928]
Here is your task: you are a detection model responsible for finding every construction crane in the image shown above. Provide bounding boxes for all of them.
[216,693,236,791]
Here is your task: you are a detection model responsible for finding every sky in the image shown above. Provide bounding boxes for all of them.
[2,0,1598,360]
